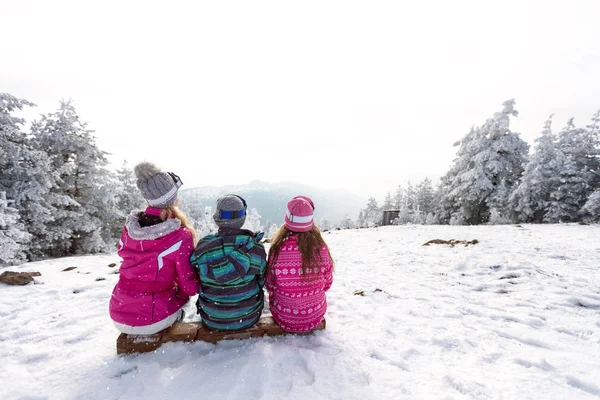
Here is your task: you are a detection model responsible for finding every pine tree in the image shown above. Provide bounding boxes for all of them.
[510,115,558,222]
[32,100,114,255]
[544,119,590,222]
[405,181,415,211]
[338,214,354,229]
[243,208,264,232]
[0,93,47,260]
[178,196,217,238]
[581,190,600,222]
[112,160,145,238]
[319,216,331,231]
[382,192,394,210]
[445,100,529,224]
[415,178,435,215]
[266,223,280,238]
[362,197,381,227]
[587,109,600,190]
[559,115,600,191]
[434,175,455,225]
[393,185,404,209]
[0,191,30,266]
[357,209,365,227]
[115,160,145,214]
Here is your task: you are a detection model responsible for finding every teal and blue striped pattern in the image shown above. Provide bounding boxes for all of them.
[190,228,267,331]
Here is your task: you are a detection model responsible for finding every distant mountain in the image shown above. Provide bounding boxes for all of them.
[179,180,365,226]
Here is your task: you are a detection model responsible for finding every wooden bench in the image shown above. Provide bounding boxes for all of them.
[116,316,326,354]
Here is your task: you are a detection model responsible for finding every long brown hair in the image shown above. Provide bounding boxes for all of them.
[160,205,198,244]
[267,224,334,276]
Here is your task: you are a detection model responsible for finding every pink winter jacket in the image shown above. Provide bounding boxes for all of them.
[109,208,200,327]
[266,236,333,332]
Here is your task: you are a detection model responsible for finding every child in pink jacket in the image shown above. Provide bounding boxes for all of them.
[109,162,200,335]
[266,196,333,332]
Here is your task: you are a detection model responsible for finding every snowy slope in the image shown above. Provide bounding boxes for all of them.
[1,224,599,400]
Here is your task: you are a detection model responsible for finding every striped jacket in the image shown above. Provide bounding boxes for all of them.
[190,228,267,331]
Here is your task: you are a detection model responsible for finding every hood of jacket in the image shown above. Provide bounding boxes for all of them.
[121,210,182,252]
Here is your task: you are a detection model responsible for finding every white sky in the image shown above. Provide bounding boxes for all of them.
[2,0,600,200]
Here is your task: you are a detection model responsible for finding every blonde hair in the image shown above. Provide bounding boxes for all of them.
[160,205,197,244]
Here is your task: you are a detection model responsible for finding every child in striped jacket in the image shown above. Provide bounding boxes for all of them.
[266,196,334,332]
[190,195,267,331]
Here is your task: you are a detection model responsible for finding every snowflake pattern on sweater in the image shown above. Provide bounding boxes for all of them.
[265,236,333,332]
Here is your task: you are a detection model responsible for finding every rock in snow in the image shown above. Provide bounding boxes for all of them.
[0,271,40,285]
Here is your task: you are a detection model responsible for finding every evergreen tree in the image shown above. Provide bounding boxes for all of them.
[357,209,365,227]
[415,178,435,215]
[445,100,528,224]
[243,208,264,232]
[393,185,404,209]
[362,197,381,227]
[510,115,559,222]
[587,109,600,190]
[559,115,600,190]
[0,93,50,260]
[115,160,145,214]
[405,181,415,211]
[581,190,600,222]
[32,100,114,255]
[382,192,394,210]
[266,223,279,238]
[0,191,30,266]
[112,160,145,239]
[319,216,331,231]
[338,214,354,229]
[434,175,455,225]
[544,119,589,222]
[178,196,217,238]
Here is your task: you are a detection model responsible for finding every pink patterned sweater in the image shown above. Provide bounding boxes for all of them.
[265,236,333,332]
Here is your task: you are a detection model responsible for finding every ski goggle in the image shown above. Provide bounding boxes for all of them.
[168,172,183,188]
[218,194,247,219]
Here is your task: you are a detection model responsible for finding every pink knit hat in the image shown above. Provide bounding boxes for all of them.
[285,196,315,232]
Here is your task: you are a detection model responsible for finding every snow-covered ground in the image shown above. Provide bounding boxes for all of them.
[1,224,600,400]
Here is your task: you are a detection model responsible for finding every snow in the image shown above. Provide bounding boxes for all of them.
[1,224,600,400]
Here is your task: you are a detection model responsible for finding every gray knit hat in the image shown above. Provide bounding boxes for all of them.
[213,194,247,230]
[134,162,182,208]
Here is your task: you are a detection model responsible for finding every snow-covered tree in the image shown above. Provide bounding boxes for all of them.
[0,93,55,260]
[425,212,436,225]
[0,191,30,266]
[405,181,415,211]
[540,119,590,223]
[115,160,145,214]
[587,109,600,190]
[178,197,217,238]
[338,214,354,229]
[393,185,404,209]
[444,100,529,224]
[415,178,435,215]
[357,209,364,227]
[110,161,146,239]
[581,190,600,222]
[361,197,381,227]
[382,192,394,210]
[266,223,280,239]
[510,115,559,222]
[32,100,114,255]
[555,118,597,211]
[319,216,331,231]
[433,176,455,225]
[243,208,264,232]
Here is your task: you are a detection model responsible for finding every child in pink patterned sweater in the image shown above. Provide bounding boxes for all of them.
[265,196,334,332]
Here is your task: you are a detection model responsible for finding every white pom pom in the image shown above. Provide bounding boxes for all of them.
[134,162,161,180]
